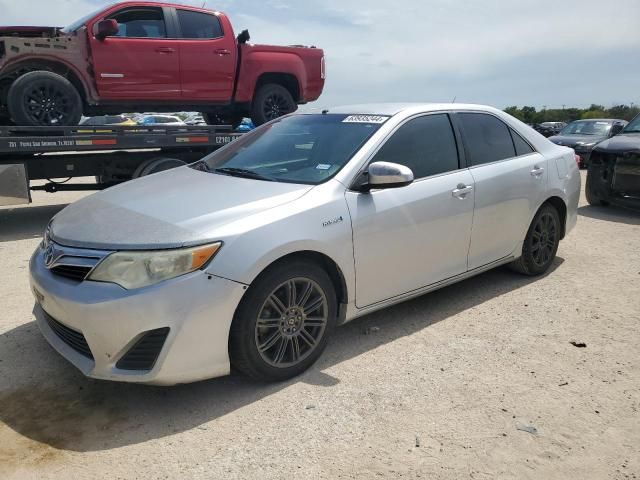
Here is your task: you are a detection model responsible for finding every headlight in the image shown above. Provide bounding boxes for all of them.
[88,243,222,289]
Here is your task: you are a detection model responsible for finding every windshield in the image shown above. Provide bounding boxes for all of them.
[560,120,611,136]
[62,7,105,33]
[196,114,388,185]
[623,115,640,133]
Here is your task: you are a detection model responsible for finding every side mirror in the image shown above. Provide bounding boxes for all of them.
[610,125,624,137]
[357,161,414,191]
[96,19,119,40]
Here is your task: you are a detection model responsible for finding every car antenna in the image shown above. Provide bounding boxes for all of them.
[451,96,457,103]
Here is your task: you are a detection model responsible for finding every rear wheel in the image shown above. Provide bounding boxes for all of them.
[229,261,336,381]
[251,83,297,126]
[8,71,82,126]
[510,204,561,276]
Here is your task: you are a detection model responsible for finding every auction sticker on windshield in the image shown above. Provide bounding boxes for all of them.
[342,115,389,124]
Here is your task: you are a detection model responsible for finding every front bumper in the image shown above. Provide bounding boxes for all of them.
[29,246,247,385]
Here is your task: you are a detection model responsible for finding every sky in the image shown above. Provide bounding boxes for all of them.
[2,0,639,111]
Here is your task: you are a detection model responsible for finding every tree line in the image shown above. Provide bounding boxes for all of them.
[503,104,640,124]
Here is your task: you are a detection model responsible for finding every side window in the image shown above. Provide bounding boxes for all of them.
[510,129,535,156]
[459,113,516,166]
[371,114,459,179]
[110,8,166,38]
[177,10,223,39]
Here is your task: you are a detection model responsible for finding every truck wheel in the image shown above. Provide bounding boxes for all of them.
[132,157,187,178]
[8,71,82,127]
[251,84,297,126]
[203,113,244,129]
[585,169,609,207]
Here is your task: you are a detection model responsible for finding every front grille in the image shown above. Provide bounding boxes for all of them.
[116,328,170,371]
[44,312,94,360]
[50,265,92,281]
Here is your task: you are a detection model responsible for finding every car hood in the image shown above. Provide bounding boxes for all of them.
[50,167,313,250]
[548,134,606,148]
[594,133,640,154]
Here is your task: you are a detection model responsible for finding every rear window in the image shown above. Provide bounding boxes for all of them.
[459,113,516,166]
[177,10,223,39]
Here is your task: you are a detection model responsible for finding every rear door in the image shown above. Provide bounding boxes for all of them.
[89,6,181,99]
[173,8,237,101]
[346,113,475,308]
[456,112,548,270]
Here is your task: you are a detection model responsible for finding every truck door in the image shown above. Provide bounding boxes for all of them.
[89,6,181,99]
[174,8,237,101]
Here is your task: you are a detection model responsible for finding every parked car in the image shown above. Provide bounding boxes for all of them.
[535,122,566,137]
[80,114,137,126]
[0,1,325,127]
[139,115,186,126]
[549,119,627,168]
[586,113,640,209]
[30,103,580,385]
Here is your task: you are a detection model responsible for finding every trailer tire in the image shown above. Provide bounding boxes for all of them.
[8,71,82,127]
[251,83,297,126]
[132,157,188,179]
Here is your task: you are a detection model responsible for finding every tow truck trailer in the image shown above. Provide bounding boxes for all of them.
[0,124,242,206]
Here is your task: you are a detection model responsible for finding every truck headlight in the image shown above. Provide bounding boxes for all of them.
[88,243,222,289]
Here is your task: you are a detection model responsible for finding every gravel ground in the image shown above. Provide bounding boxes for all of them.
[0,172,638,479]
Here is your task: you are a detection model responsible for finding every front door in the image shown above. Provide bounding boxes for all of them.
[174,8,237,101]
[456,112,549,270]
[346,113,475,308]
[89,6,181,99]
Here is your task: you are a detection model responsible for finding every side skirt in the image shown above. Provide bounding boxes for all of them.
[344,255,515,323]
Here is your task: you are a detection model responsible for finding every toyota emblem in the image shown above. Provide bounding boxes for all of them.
[44,244,56,267]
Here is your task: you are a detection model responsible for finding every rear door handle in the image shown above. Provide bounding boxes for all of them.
[214,49,232,56]
[452,184,473,199]
[155,47,175,54]
[530,166,545,177]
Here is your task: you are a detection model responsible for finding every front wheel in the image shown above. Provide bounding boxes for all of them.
[7,71,82,126]
[229,261,337,381]
[509,204,561,276]
[250,83,297,126]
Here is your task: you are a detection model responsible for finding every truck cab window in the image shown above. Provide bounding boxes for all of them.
[177,10,223,39]
[110,8,167,38]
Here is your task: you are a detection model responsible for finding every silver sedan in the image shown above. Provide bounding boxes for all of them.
[29,103,580,385]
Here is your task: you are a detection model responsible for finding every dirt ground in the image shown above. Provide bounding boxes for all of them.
[0,172,638,479]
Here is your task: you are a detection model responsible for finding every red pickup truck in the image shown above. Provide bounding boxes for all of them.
[0,2,325,127]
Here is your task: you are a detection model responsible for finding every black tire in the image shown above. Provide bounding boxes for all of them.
[229,261,337,381]
[509,203,561,276]
[202,112,244,129]
[132,157,187,179]
[250,83,297,126]
[8,71,83,126]
[585,169,609,207]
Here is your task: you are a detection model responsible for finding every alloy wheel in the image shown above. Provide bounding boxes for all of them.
[23,81,72,125]
[530,212,557,267]
[255,277,328,368]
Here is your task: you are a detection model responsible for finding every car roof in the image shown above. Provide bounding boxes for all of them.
[324,103,505,117]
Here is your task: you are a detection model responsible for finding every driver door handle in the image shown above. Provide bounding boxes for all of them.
[452,184,473,199]
[155,47,175,54]
[214,49,232,56]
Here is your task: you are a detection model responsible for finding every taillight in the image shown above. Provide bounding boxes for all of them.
[574,154,581,166]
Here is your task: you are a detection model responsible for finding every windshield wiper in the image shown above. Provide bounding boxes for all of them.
[214,167,275,181]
